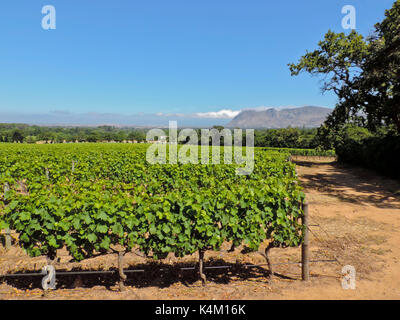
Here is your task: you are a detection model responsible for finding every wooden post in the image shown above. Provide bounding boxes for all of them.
[198,250,206,287]
[4,228,11,250]
[3,183,11,250]
[302,202,310,281]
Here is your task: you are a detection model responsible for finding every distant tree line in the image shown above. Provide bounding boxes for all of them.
[0,124,147,143]
[253,127,320,148]
[177,126,323,148]
[0,123,326,149]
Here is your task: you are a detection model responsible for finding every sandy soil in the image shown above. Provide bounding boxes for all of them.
[1,156,400,300]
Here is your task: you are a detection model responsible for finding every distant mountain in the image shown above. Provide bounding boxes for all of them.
[226,106,332,128]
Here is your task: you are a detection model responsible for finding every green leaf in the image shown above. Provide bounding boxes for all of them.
[58,221,70,231]
[9,200,19,210]
[19,211,30,221]
[96,224,108,234]
[20,233,29,243]
[100,236,110,250]
[48,236,57,248]
[87,233,97,243]
[162,224,171,234]
[97,211,109,222]
[111,223,123,237]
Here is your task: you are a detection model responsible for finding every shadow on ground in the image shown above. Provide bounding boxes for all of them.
[293,159,400,209]
[0,258,291,291]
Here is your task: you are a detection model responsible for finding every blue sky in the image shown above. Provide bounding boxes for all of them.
[0,0,395,126]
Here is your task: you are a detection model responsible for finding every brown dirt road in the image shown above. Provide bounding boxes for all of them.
[1,156,400,299]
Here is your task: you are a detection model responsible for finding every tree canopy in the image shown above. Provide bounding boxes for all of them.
[289,0,400,134]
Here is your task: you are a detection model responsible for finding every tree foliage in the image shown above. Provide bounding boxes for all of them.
[289,0,400,134]
[0,124,147,143]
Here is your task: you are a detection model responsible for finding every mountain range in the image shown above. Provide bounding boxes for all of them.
[226,106,332,128]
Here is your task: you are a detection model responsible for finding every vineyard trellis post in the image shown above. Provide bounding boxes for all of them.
[301,201,310,281]
[4,229,11,250]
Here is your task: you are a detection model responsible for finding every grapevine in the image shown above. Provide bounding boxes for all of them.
[0,143,305,264]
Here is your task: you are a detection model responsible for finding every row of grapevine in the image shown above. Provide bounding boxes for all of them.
[0,143,305,274]
[259,147,336,157]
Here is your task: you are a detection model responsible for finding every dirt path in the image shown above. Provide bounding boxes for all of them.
[282,156,400,299]
[1,157,400,299]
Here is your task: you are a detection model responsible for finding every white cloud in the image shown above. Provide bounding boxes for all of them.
[193,109,241,119]
[191,106,307,119]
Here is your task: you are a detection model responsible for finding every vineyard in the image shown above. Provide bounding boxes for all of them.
[0,143,305,289]
[259,147,336,157]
